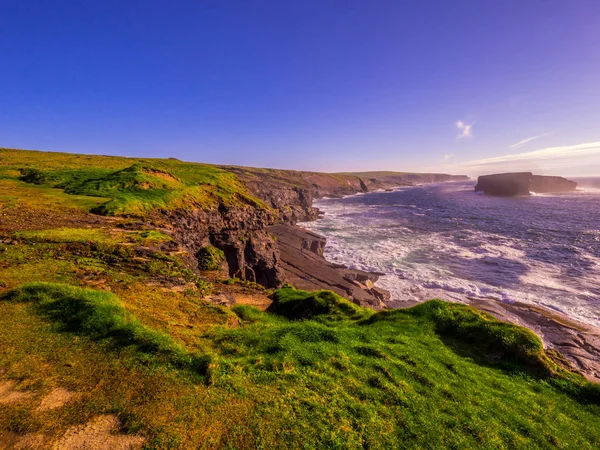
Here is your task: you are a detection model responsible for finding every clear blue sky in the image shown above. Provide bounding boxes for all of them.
[2,1,599,175]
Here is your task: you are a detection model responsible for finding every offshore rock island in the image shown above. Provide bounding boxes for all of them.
[1,148,599,449]
[475,172,578,196]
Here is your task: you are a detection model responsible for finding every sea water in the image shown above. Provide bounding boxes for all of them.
[302,180,600,327]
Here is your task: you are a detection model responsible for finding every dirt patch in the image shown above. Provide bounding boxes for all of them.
[37,388,77,411]
[14,433,49,450]
[0,380,32,404]
[55,415,145,450]
[233,293,272,311]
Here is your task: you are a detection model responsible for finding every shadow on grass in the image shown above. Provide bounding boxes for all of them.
[366,300,600,404]
[2,282,211,379]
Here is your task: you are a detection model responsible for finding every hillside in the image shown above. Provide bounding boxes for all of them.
[0,148,599,449]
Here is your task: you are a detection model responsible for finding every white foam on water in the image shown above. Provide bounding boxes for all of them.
[304,195,600,327]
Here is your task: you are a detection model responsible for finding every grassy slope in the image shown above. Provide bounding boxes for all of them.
[0,148,599,448]
[0,148,264,216]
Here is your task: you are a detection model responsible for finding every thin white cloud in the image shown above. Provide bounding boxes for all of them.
[444,154,455,160]
[456,120,473,139]
[508,133,551,149]
[455,141,600,176]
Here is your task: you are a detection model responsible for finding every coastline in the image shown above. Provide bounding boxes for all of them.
[293,184,600,383]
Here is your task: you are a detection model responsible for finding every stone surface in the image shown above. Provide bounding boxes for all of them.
[469,299,600,383]
[269,225,387,308]
[475,172,533,196]
[475,172,578,196]
[531,175,577,193]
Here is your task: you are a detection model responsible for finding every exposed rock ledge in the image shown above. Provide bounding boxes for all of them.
[268,225,389,309]
[475,172,577,196]
[469,299,600,383]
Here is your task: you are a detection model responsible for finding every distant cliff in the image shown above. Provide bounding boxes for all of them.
[475,172,577,196]
[224,166,469,223]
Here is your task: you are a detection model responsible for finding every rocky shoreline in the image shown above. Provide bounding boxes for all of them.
[268,225,389,309]
[161,166,600,383]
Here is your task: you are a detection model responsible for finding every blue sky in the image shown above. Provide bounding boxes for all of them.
[1,1,599,176]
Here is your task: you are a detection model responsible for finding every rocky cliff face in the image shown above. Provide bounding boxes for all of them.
[475,172,577,196]
[165,166,469,304]
[475,173,533,196]
[531,175,578,193]
[163,206,284,287]
[268,225,389,308]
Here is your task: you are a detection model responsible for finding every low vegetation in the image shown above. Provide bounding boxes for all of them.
[2,282,600,448]
[1,148,599,448]
[1,148,265,216]
[196,245,226,271]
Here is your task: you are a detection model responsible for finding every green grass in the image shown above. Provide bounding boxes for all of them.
[2,147,600,448]
[205,288,600,448]
[1,283,600,448]
[3,283,211,377]
[14,227,172,247]
[14,228,117,244]
[1,148,266,216]
[196,245,226,271]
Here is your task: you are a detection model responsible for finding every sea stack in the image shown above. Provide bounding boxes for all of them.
[475,172,577,196]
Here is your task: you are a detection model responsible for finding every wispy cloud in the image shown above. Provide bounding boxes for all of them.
[456,120,473,139]
[508,132,551,149]
[444,154,454,160]
[461,141,600,175]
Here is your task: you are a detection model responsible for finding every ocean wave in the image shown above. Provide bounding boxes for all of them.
[305,183,600,327]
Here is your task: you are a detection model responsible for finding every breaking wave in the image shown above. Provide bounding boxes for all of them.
[303,180,600,327]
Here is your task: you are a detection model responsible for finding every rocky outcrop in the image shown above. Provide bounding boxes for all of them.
[164,166,469,300]
[268,225,389,309]
[531,175,577,193]
[224,166,469,224]
[469,299,600,383]
[475,172,533,196]
[475,172,578,196]
[343,172,470,186]
[163,206,284,287]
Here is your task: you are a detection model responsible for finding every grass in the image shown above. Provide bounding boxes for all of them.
[1,148,266,216]
[2,283,600,448]
[3,283,210,377]
[196,245,226,271]
[1,147,600,448]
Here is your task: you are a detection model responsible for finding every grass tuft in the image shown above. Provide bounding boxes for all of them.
[196,245,226,271]
[268,287,372,322]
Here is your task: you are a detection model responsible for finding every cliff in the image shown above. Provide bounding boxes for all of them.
[5,149,441,305]
[339,171,470,185]
[2,148,600,448]
[224,166,469,223]
[475,172,577,196]
[475,172,533,196]
[531,175,578,193]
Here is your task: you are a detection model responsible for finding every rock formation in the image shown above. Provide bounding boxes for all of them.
[531,175,578,193]
[475,172,577,196]
[268,225,389,308]
[164,168,468,303]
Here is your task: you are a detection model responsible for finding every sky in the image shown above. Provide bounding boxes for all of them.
[1,0,600,177]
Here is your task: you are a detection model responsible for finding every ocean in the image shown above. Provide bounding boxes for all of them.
[302,179,600,327]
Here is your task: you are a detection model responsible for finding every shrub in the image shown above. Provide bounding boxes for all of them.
[196,246,226,271]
